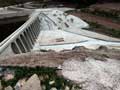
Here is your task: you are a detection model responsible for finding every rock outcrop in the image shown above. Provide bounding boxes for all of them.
[5,86,13,90]
[0,80,2,90]
[21,74,41,90]
[62,58,120,90]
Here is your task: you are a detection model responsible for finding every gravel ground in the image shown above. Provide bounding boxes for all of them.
[0,46,120,67]
[0,46,120,90]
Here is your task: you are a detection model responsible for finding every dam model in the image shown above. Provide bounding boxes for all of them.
[0,9,120,56]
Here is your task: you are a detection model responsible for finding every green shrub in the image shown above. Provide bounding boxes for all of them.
[1,66,81,90]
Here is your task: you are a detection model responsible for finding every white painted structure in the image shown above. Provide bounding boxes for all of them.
[0,9,120,56]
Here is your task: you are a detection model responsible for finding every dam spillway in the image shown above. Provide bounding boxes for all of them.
[0,9,120,56]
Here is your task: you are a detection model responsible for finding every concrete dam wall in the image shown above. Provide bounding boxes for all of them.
[0,9,120,56]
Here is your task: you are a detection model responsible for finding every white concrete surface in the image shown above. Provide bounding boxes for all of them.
[36,30,92,45]
[46,10,89,29]
[0,9,120,55]
[32,10,120,52]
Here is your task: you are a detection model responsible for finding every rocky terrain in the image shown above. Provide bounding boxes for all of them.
[0,46,120,90]
[0,46,120,67]
[0,1,120,90]
[0,64,80,90]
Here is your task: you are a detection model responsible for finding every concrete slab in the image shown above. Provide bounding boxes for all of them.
[0,9,120,55]
[36,30,92,45]
[32,10,120,52]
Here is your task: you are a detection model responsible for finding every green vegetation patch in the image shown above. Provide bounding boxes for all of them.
[1,66,56,87]
[83,21,120,38]
[0,66,81,90]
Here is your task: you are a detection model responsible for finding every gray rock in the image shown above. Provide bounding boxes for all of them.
[5,86,13,90]
[62,58,120,90]
[97,45,108,51]
[0,80,2,90]
[65,86,70,90]
[41,85,46,90]
[21,74,41,90]
[50,87,57,90]
[14,78,26,90]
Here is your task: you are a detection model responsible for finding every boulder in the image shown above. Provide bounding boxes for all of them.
[62,58,120,90]
[14,78,26,90]
[0,80,2,90]
[65,86,70,90]
[5,86,13,90]
[50,87,57,90]
[21,74,41,90]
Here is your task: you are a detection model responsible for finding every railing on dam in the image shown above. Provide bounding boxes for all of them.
[0,12,41,55]
[0,9,58,56]
[1,10,120,56]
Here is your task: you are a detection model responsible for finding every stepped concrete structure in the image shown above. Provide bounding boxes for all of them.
[0,9,120,56]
